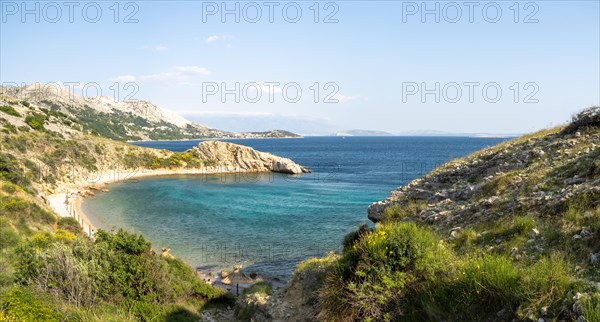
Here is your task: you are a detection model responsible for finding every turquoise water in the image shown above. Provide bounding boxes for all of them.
[84,136,506,280]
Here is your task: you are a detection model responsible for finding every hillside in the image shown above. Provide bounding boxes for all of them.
[0,84,301,141]
[0,108,308,320]
[3,103,600,321]
[259,107,600,322]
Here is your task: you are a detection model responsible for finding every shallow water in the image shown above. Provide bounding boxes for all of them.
[84,136,506,280]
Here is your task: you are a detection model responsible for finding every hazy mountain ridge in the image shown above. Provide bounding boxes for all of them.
[331,128,520,137]
[0,84,301,141]
[332,129,394,136]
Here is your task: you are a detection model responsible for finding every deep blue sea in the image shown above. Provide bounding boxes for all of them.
[83,137,506,281]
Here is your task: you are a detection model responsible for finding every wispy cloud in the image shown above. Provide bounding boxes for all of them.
[113,75,136,82]
[205,35,234,43]
[114,66,212,84]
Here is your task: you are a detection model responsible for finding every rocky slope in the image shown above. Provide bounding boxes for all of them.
[0,83,301,141]
[368,108,600,231]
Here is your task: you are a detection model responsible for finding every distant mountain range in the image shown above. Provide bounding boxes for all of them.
[332,129,519,138]
[0,84,301,141]
[332,129,395,136]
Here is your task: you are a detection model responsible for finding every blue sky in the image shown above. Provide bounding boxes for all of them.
[1,1,599,135]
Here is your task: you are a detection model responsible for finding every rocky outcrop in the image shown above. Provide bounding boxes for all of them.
[189,141,310,174]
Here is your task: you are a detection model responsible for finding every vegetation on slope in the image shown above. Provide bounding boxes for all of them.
[0,126,244,320]
[0,111,308,320]
[0,87,301,141]
[0,178,233,321]
[292,107,600,321]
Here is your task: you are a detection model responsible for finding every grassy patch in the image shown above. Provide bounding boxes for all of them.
[381,199,427,222]
[242,281,272,297]
[0,105,21,117]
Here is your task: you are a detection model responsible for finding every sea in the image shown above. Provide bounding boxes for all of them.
[83,136,507,281]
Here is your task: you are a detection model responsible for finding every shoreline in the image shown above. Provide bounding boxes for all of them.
[46,167,281,237]
[45,167,283,292]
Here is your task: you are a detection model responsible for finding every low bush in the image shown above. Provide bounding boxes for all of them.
[25,113,45,131]
[57,217,82,235]
[0,286,63,322]
[582,293,600,322]
[562,106,600,135]
[0,195,55,226]
[242,281,272,297]
[342,223,371,251]
[318,222,453,321]
[381,200,427,222]
[0,105,20,117]
[15,229,225,310]
[3,124,17,134]
[0,153,30,187]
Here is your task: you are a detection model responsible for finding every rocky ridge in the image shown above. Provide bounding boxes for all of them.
[189,141,310,175]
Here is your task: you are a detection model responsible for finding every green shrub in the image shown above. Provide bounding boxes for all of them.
[421,253,576,321]
[0,227,19,248]
[163,256,225,300]
[2,124,17,134]
[57,217,82,235]
[342,223,371,251]
[0,196,55,226]
[0,153,30,187]
[582,293,600,322]
[319,222,452,321]
[455,255,522,310]
[15,229,225,309]
[24,114,45,131]
[562,106,600,135]
[242,281,272,297]
[0,286,63,322]
[62,303,138,322]
[0,105,20,117]
[452,227,478,250]
[519,254,576,316]
[2,181,16,193]
[381,200,427,222]
[317,220,579,321]
[512,215,536,235]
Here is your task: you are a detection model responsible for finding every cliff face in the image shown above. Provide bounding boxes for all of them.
[190,141,310,174]
[368,110,600,230]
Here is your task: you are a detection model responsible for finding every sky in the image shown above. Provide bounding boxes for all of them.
[1,0,599,135]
